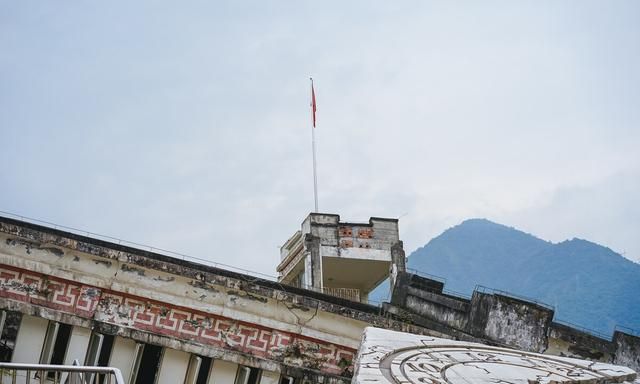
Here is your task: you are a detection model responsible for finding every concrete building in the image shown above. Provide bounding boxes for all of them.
[277,214,406,303]
[0,213,638,384]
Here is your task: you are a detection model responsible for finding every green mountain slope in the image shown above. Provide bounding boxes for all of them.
[371,219,640,336]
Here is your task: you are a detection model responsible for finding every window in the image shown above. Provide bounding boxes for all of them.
[39,321,72,380]
[42,322,72,366]
[84,332,115,384]
[184,355,212,384]
[279,375,297,384]
[0,310,22,362]
[131,343,163,384]
[234,366,261,384]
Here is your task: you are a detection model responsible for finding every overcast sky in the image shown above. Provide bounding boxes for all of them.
[2,1,639,278]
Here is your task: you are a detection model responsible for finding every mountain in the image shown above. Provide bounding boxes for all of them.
[370,219,640,336]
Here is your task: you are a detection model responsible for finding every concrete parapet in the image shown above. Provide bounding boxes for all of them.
[390,270,640,370]
[613,330,640,372]
[469,291,553,353]
[548,321,614,361]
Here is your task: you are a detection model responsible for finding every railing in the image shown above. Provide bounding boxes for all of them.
[442,288,472,300]
[553,318,611,340]
[615,325,640,337]
[406,268,447,283]
[474,285,555,311]
[0,210,277,282]
[323,287,361,302]
[0,362,125,384]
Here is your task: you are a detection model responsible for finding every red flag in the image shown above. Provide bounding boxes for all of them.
[311,79,317,128]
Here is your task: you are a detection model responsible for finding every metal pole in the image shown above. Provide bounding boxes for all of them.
[310,78,319,213]
[311,123,319,213]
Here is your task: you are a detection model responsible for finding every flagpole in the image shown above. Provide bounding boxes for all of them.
[310,77,319,213]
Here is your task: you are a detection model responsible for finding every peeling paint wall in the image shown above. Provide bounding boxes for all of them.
[110,336,138,384]
[11,315,48,364]
[3,216,637,381]
[614,331,640,372]
[405,292,468,331]
[0,218,435,382]
[547,322,613,361]
[157,348,190,384]
[278,214,402,296]
[480,294,552,353]
[391,270,639,371]
[0,254,357,377]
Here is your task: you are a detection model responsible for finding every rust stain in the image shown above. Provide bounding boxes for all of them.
[338,227,353,237]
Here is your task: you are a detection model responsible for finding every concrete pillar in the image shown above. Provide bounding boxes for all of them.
[390,241,406,273]
[613,331,640,372]
[389,241,406,300]
[304,234,322,291]
[157,348,190,384]
[58,326,92,383]
[259,370,280,384]
[304,254,313,289]
[63,326,91,364]
[11,315,47,363]
[5,315,48,383]
[109,337,139,384]
[390,271,410,307]
[208,360,239,384]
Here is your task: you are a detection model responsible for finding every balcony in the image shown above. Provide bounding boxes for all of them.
[323,287,361,302]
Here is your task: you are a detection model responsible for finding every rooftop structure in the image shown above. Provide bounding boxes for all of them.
[277,213,406,303]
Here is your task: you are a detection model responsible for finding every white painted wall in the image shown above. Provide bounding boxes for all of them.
[109,336,138,384]
[59,326,92,383]
[208,360,239,384]
[8,315,48,384]
[64,326,91,364]
[12,315,47,363]
[259,370,280,384]
[157,348,189,384]
[0,231,368,350]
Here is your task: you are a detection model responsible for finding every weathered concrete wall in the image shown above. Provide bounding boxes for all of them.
[279,214,403,302]
[110,336,138,384]
[209,360,238,384]
[405,288,469,331]
[0,217,445,382]
[391,272,470,333]
[157,348,190,384]
[304,234,322,290]
[390,241,405,273]
[476,293,552,353]
[0,261,357,377]
[4,215,637,380]
[547,322,613,361]
[390,271,444,308]
[391,271,640,372]
[64,325,91,364]
[300,214,400,257]
[11,315,48,364]
[613,331,640,372]
[259,370,280,384]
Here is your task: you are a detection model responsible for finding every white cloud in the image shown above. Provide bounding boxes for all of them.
[1,0,639,274]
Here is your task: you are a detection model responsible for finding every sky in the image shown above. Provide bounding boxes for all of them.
[1,1,639,278]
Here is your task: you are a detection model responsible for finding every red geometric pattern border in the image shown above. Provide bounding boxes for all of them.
[0,265,355,375]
